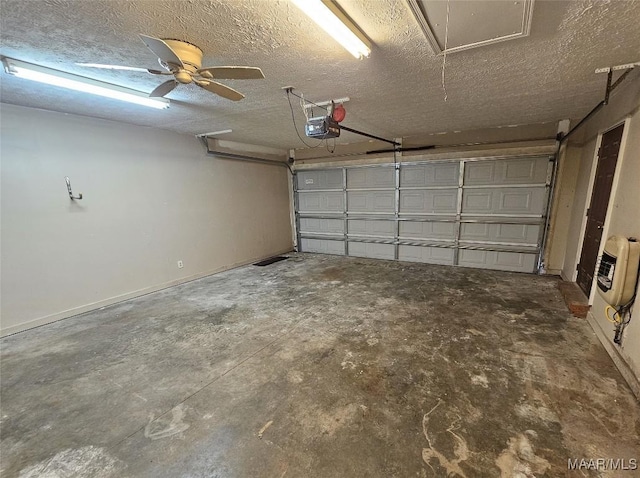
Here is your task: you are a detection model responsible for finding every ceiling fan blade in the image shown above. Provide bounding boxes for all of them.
[150,79,178,98]
[76,63,170,75]
[197,66,265,80]
[139,34,184,68]
[197,80,245,101]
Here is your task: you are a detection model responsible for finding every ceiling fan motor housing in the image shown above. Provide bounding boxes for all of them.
[174,71,193,84]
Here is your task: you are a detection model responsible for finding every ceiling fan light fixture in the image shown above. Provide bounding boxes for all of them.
[291,0,371,59]
[2,57,169,110]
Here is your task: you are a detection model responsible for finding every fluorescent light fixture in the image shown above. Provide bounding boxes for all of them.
[2,57,169,110]
[291,0,371,59]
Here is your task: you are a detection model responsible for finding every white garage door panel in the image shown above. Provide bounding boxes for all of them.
[348,191,395,213]
[464,157,549,185]
[458,250,537,272]
[301,238,345,255]
[298,191,344,213]
[297,169,343,190]
[299,218,345,235]
[459,223,540,245]
[347,167,394,189]
[400,189,458,214]
[398,245,455,265]
[400,163,459,187]
[399,221,456,241]
[348,242,395,260]
[462,187,546,215]
[349,219,395,237]
[296,156,552,274]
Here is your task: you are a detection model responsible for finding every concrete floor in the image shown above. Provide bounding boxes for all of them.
[1,253,638,477]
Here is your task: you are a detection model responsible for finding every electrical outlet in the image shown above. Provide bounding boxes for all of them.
[177,260,184,269]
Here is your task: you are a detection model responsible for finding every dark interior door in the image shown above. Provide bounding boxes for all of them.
[576,123,624,296]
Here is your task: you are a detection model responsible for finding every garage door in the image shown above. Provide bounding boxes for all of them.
[295,155,553,273]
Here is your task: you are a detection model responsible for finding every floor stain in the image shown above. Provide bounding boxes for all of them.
[144,404,190,440]
[422,400,470,477]
[495,431,550,477]
[18,446,122,478]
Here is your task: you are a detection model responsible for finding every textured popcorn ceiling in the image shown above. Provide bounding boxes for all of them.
[1,0,639,150]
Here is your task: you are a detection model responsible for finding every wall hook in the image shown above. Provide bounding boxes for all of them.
[65,176,83,200]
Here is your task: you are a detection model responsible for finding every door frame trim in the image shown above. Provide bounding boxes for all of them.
[572,118,631,302]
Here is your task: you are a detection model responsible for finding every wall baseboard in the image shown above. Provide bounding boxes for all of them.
[0,248,294,338]
[543,268,562,276]
[586,312,640,400]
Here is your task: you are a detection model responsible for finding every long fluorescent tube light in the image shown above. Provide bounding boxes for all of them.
[291,0,371,59]
[2,57,169,110]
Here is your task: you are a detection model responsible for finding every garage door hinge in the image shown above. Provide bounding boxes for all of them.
[586,208,590,217]
[576,263,580,271]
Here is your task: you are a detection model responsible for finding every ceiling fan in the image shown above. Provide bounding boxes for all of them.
[77,34,264,101]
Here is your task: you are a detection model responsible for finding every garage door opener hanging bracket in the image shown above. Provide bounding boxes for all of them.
[561,62,639,144]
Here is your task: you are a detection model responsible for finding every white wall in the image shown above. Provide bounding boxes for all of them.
[0,104,293,335]
[554,75,640,393]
